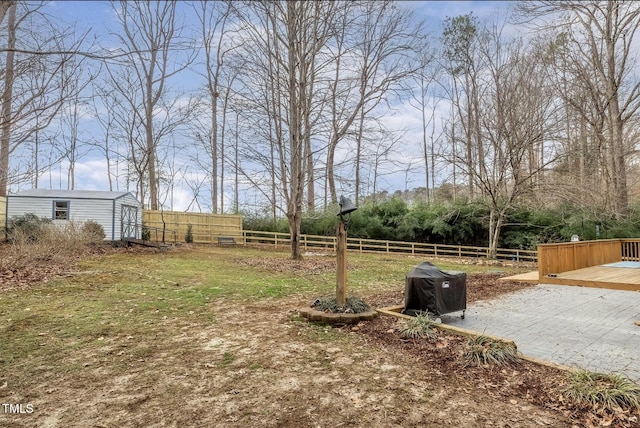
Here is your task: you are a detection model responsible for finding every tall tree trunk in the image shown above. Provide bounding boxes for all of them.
[304,62,315,213]
[488,208,503,259]
[211,104,218,213]
[33,128,39,188]
[465,73,475,198]
[0,2,16,197]
[234,111,239,213]
[305,137,314,213]
[422,112,429,201]
[605,4,628,217]
[220,85,233,214]
[354,104,365,205]
[286,1,304,260]
[145,103,158,210]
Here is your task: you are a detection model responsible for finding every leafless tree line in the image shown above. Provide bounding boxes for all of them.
[1,1,640,259]
[437,1,640,256]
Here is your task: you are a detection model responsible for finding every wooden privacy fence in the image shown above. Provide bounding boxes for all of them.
[0,196,5,241]
[142,210,242,243]
[242,230,538,262]
[537,239,640,277]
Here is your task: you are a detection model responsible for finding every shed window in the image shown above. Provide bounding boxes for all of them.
[54,201,69,220]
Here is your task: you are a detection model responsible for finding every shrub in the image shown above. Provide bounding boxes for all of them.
[82,220,105,242]
[141,225,151,241]
[564,370,640,411]
[185,224,194,243]
[311,296,370,314]
[464,335,518,366]
[8,213,52,242]
[398,313,438,339]
[1,218,104,275]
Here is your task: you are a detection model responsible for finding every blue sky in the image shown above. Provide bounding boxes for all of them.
[47,1,510,30]
[28,1,514,212]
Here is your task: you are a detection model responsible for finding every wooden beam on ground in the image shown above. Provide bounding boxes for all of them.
[499,271,538,284]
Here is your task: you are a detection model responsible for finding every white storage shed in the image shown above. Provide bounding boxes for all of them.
[6,189,142,241]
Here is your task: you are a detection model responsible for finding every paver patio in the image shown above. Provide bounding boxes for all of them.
[443,284,640,382]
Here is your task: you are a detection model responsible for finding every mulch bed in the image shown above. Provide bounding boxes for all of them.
[353,275,640,428]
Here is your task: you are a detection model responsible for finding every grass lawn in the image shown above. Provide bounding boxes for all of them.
[0,245,571,427]
[2,245,502,366]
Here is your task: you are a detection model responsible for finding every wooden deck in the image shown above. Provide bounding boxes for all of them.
[541,265,640,291]
[500,271,539,284]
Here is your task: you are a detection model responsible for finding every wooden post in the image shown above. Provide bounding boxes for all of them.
[336,220,347,306]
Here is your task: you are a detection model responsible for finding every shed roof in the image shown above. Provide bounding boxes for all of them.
[11,189,137,201]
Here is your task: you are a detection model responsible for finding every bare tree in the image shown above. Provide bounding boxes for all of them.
[101,60,148,201]
[325,1,427,205]
[108,0,196,210]
[194,0,237,214]
[408,52,441,203]
[57,59,95,190]
[234,1,336,259]
[0,2,14,26]
[456,21,560,257]
[441,13,483,199]
[90,81,122,192]
[363,129,405,201]
[0,2,87,196]
[59,92,85,190]
[518,0,640,218]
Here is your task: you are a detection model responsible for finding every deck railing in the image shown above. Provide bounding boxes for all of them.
[241,230,538,262]
[621,239,640,261]
[538,238,640,277]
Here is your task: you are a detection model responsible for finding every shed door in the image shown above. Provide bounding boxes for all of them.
[121,205,138,239]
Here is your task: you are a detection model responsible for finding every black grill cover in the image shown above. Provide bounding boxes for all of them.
[403,262,466,316]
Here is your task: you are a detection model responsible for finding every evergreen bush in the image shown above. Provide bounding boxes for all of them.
[239,198,640,250]
[141,225,151,241]
[185,224,194,243]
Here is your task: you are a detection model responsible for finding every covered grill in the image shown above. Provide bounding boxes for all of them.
[402,262,467,318]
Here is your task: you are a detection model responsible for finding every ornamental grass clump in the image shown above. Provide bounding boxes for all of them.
[564,370,640,411]
[464,335,518,366]
[398,312,438,339]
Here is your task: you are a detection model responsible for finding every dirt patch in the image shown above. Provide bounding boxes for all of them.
[2,298,573,428]
[235,252,337,275]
